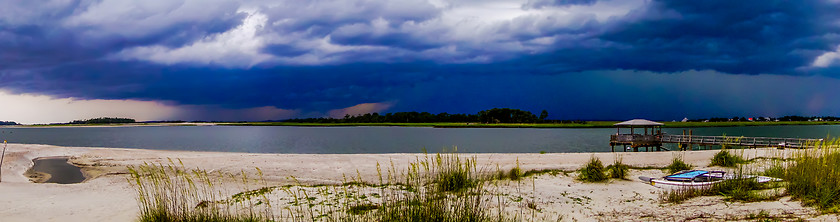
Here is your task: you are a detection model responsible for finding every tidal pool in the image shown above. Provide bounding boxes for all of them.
[27,157,86,184]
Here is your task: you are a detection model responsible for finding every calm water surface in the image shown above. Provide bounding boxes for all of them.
[1,125,838,153]
[30,158,86,184]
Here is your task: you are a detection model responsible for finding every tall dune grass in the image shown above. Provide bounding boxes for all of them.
[369,152,494,221]
[784,138,840,212]
[128,152,530,221]
[662,139,840,210]
[127,159,272,222]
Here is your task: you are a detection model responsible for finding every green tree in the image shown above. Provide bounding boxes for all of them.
[539,110,548,120]
[70,117,136,124]
[477,108,537,123]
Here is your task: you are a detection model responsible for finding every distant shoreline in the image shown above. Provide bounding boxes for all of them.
[3,121,840,128]
[0,122,215,128]
[222,121,840,128]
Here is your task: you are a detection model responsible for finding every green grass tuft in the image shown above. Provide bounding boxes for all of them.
[434,153,478,192]
[665,156,692,174]
[710,150,746,167]
[606,157,630,180]
[577,156,608,182]
[761,164,786,179]
[508,167,522,181]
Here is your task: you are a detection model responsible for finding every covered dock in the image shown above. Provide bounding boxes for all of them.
[610,119,664,152]
[609,119,824,152]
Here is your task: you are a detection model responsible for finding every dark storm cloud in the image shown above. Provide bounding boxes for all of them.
[329,28,444,51]
[0,0,245,69]
[6,0,838,72]
[255,0,443,58]
[389,70,840,120]
[2,0,840,120]
[588,0,840,74]
[0,60,446,111]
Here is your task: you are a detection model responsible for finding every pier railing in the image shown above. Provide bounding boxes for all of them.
[610,134,659,143]
[660,134,822,149]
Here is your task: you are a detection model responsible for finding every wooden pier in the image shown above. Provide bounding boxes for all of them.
[610,119,666,152]
[609,119,824,152]
[660,134,822,149]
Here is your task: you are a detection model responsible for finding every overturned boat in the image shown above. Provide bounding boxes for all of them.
[639,170,781,189]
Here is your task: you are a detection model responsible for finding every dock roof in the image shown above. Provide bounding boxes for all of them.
[614,119,664,126]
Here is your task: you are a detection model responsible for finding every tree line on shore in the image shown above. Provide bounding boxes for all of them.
[69,117,136,124]
[687,115,840,122]
[284,108,587,124]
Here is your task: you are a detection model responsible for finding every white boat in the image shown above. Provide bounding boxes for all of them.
[639,170,781,189]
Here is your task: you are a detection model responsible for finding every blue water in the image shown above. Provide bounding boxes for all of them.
[0,125,837,154]
[31,158,86,184]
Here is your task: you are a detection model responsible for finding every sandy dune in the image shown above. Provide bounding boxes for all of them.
[0,143,836,221]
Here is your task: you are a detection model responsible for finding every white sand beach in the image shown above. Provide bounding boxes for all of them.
[0,144,837,221]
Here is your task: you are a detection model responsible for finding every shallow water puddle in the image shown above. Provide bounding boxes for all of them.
[28,157,86,184]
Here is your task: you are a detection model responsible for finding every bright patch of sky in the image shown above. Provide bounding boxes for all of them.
[114,9,273,68]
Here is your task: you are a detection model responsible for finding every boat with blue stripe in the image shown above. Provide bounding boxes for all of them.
[639,170,780,188]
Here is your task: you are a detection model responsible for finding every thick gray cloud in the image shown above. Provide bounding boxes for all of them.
[4,0,840,70]
[0,0,244,69]
[2,0,840,120]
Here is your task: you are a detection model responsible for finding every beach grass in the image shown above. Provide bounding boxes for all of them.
[432,153,479,192]
[606,156,629,180]
[709,150,747,167]
[127,160,273,222]
[508,167,523,181]
[661,176,781,203]
[279,152,502,221]
[125,142,840,221]
[128,151,550,221]
[661,140,840,206]
[783,138,840,212]
[665,155,692,174]
[577,156,608,182]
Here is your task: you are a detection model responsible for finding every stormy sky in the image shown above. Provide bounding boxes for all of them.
[2,0,840,123]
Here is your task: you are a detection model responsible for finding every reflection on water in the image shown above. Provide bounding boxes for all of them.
[29,157,86,184]
[1,125,839,154]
